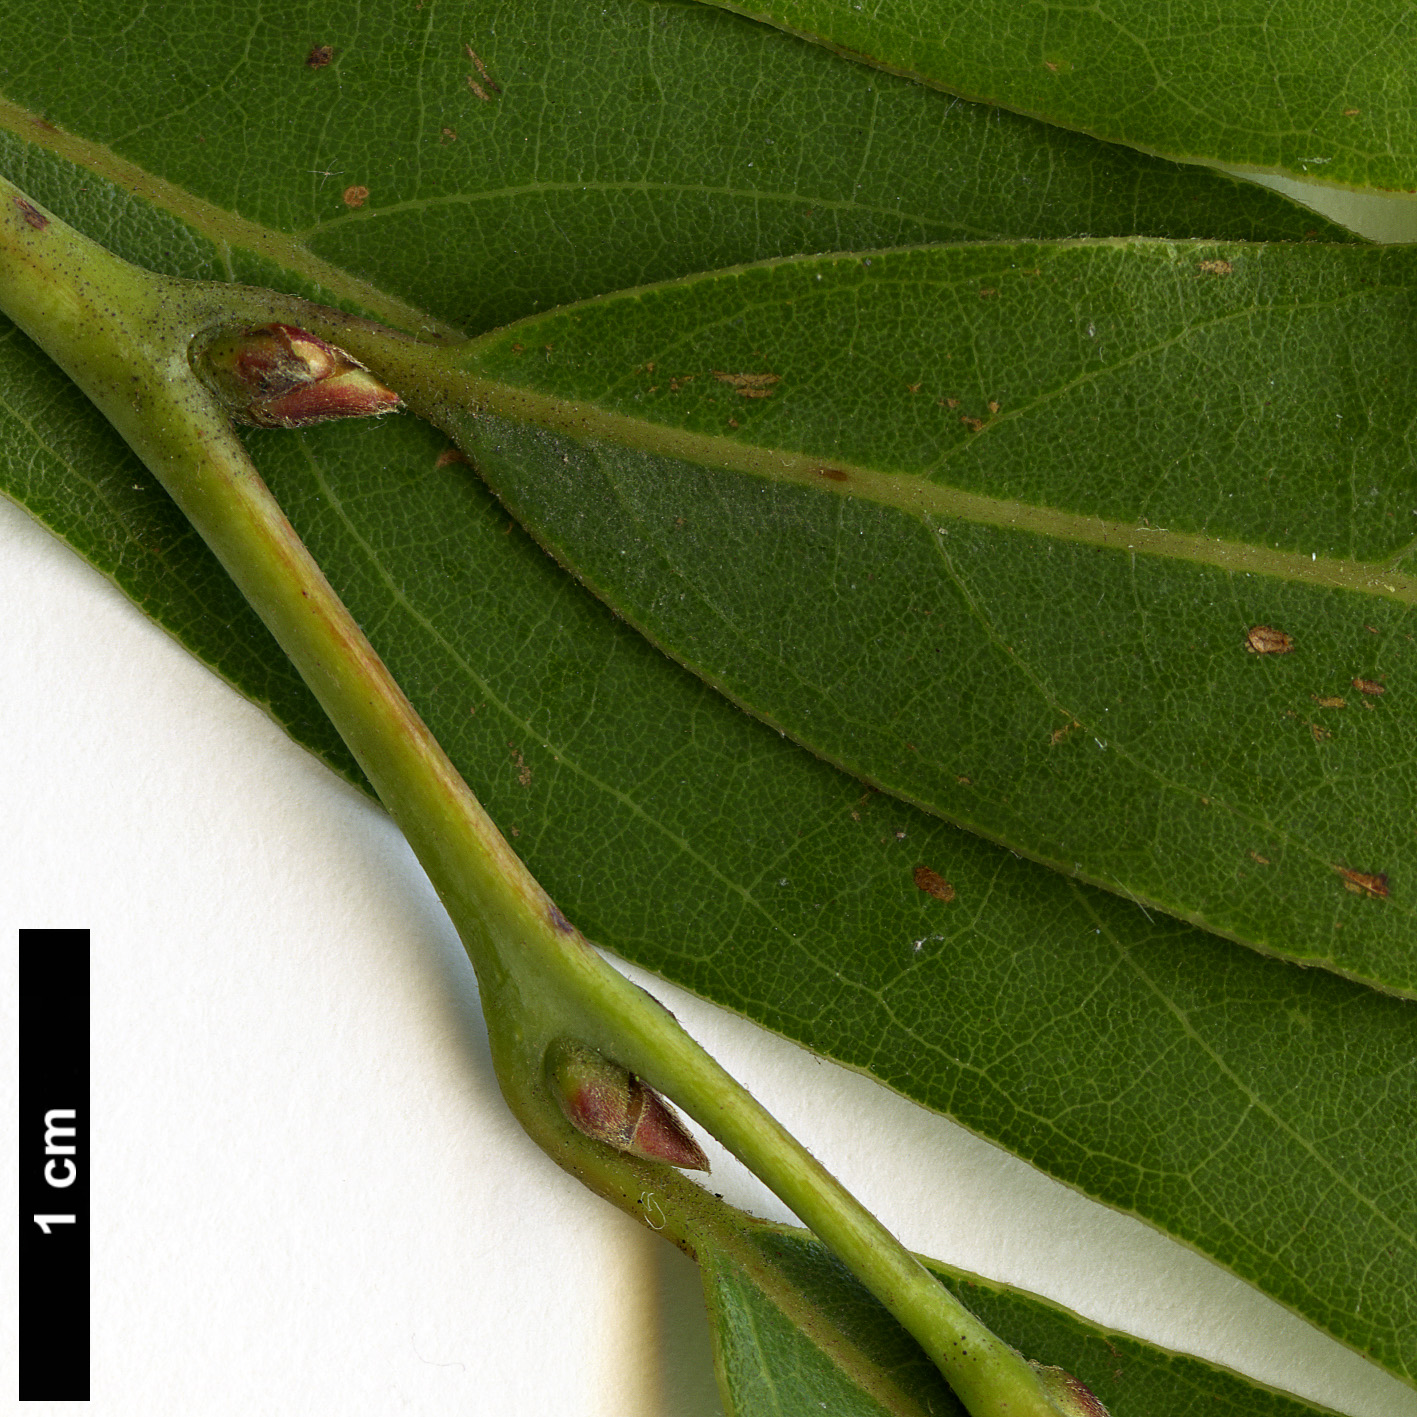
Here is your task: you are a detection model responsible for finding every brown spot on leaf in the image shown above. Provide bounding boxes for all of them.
[913,866,955,903]
[1337,867,1389,899]
[1049,718,1082,746]
[939,396,960,409]
[1352,677,1385,695]
[727,417,739,429]
[715,371,780,399]
[1246,625,1293,655]
[13,197,48,230]
[342,184,369,208]
[668,375,694,392]
[956,775,972,785]
[435,448,471,468]
[467,78,493,102]
[960,415,985,433]
[465,44,503,93]
[1311,694,1345,708]
[988,400,1001,414]
[440,127,458,143]
[907,382,922,394]
[508,743,532,787]
[815,467,850,482]
[978,287,996,299]
[1343,108,1361,117]
[1310,722,1330,742]
[1248,850,1272,865]
[1198,259,1233,275]
[714,371,780,389]
[305,44,334,68]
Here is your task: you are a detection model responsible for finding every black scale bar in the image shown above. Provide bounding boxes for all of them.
[18,929,90,1402]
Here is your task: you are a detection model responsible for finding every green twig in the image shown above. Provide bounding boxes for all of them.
[0,174,1095,1417]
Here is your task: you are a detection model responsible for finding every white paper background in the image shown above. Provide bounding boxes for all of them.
[4,179,1417,1417]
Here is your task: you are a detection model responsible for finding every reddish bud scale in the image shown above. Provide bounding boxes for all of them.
[546,1039,710,1172]
[196,323,400,429]
[1033,1365,1110,1417]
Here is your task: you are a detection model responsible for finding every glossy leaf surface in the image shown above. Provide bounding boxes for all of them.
[701,1224,1349,1417]
[438,239,1417,998]
[0,0,1412,1394]
[696,0,1417,193]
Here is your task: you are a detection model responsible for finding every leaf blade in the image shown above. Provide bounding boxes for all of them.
[5,325,1413,1381]
[432,238,1417,997]
[0,0,1412,1385]
[0,0,1357,342]
[702,1222,1363,1417]
[691,0,1417,193]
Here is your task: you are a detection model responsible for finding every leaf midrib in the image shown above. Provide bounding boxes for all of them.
[423,362,1417,606]
[297,393,1399,1254]
[547,456,1417,992]
[10,93,1409,603]
[295,181,1005,244]
[0,93,463,338]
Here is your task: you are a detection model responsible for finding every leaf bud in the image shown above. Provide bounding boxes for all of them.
[1033,1364,1110,1417]
[545,1039,709,1172]
[197,322,400,428]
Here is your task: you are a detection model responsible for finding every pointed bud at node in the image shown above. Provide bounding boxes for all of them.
[197,323,401,429]
[546,1039,709,1172]
[1033,1364,1110,1417]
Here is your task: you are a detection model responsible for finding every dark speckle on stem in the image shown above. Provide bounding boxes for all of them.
[548,903,575,934]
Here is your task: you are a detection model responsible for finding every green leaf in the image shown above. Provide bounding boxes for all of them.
[701,1223,1352,1417]
[432,238,1417,999]
[5,310,1414,1384]
[0,0,1356,342]
[691,0,1417,194]
[0,0,1412,1394]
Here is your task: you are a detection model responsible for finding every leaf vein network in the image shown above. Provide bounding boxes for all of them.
[292,436,839,966]
[1073,883,1415,1251]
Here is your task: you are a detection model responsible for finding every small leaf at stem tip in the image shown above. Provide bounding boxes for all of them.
[194,323,400,429]
[1033,1364,1110,1417]
[545,1039,709,1171]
